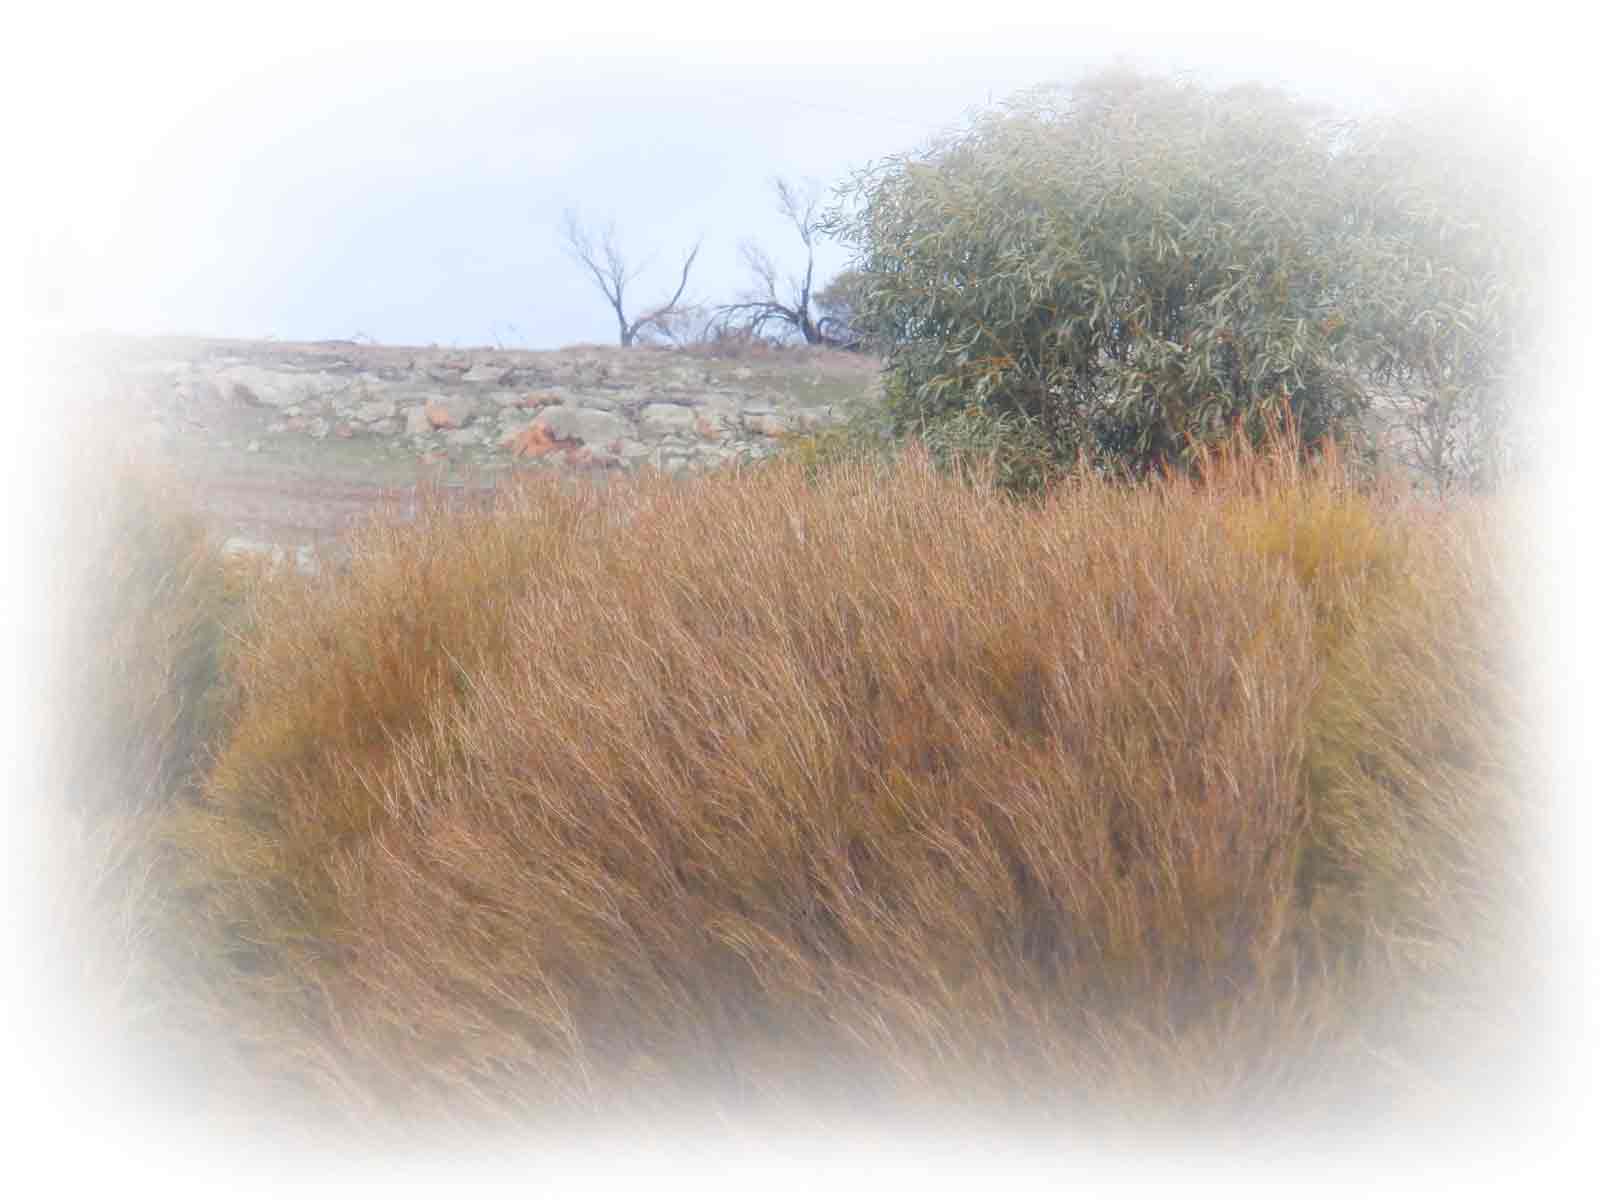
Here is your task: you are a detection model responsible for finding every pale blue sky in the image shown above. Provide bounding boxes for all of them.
[15,16,1554,350]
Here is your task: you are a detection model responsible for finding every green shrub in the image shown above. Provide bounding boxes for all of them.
[831,67,1540,487]
[913,399,1067,499]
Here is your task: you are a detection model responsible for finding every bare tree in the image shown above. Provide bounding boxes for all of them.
[716,177,829,346]
[559,209,702,347]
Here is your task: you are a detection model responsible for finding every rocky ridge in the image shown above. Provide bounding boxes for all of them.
[37,334,882,574]
[88,336,878,476]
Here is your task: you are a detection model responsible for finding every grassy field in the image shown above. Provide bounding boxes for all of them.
[28,416,1546,1152]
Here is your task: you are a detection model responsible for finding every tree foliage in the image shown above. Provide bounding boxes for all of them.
[830,68,1538,487]
[1331,97,1542,490]
[813,268,872,350]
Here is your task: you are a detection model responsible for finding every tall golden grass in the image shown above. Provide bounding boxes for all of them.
[35,423,1541,1147]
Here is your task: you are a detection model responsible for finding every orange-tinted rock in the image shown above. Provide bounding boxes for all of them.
[509,425,555,457]
[509,422,584,459]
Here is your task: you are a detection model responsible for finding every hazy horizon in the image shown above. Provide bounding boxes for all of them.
[16,28,1511,352]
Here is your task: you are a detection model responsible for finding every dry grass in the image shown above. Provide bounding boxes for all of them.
[38,423,1540,1148]
[26,440,263,1116]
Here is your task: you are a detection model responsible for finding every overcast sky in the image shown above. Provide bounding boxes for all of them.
[15,7,1571,350]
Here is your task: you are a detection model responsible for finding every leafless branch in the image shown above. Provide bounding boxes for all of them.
[560,209,702,347]
[714,177,829,346]
[635,240,702,332]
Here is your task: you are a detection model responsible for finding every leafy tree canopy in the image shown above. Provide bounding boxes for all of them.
[829,68,1540,486]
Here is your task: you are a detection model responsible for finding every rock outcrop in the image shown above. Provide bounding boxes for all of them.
[68,334,877,477]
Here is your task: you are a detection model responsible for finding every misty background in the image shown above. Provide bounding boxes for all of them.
[15,24,1530,351]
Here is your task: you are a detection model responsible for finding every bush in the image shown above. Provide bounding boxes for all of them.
[1290,498,1540,1099]
[152,478,616,1114]
[99,450,1532,1137]
[27,445,261,1122]
[43,433,1536,1142]
[1336,97,1546,492]
[913,399,1068,499]
[768,377,1065,500]
[831,67,1540,488]
[39,453,246,817]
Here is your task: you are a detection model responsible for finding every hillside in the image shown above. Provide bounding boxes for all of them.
[43,333,882,565]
